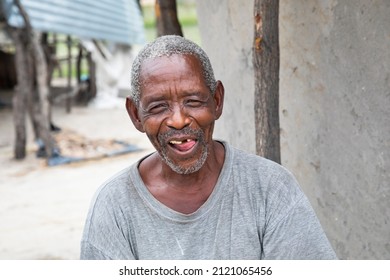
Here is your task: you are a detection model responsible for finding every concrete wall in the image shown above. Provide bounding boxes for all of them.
[197,0,256,154]
[197,0,390,259]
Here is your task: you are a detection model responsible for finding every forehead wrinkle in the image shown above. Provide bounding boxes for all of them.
[139,56,207,104]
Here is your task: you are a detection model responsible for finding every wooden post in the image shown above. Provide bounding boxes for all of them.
[31,31,57,157]
[10,28,28,159]
[12,0,57,159]
[53,33,62,77]
[87,51,97,101]
[155,0,183,36]
[253,0,281,163]
[76,43,83,85]
[66,35,72,113]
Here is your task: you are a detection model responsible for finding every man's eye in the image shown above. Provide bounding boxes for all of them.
[186,100,203,107]
[148,103,168,113]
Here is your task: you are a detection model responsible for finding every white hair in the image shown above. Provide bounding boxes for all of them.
[130,35,217,105]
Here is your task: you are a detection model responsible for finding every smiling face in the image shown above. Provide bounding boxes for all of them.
[127,54,224,175]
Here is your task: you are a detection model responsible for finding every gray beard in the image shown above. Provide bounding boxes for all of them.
[158,128,209,175]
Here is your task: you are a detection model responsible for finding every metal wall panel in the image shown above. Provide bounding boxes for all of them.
[2,0,145,45]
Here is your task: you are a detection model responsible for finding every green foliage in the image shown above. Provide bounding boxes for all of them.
[142,1,198,28]
[141,0,201,45]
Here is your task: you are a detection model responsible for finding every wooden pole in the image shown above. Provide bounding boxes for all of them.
[253,0,281,163]
[76,43,82,85]
[66,35,72,113]
[155,0,183,36]
[13,0,57,158]
[87,51,97,101]
[10,28,28,159]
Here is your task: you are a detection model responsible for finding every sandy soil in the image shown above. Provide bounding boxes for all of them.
[0,100,154,259]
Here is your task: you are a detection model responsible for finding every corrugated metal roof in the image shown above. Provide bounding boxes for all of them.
[2,0,145,45]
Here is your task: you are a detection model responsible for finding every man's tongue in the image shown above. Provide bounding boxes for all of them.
[170,139,196,152]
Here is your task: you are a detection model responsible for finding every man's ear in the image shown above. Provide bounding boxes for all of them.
[213,81,224,120]
[126,97,145,132]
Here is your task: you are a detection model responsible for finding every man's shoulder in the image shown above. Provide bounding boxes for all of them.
[92,164,136,202]
[225,142,301,196]
[226,143,287,174]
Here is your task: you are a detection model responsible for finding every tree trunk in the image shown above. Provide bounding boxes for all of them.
[42,33,56,85]
[31,31,57,158]
[10,28,29,159]
[76,43,83,85]
[66,35,72,113]
[155,0,183,36]
[26,37,40,141]
[87,51,97,101]
[13,0,57,159]
[253,0,281,164]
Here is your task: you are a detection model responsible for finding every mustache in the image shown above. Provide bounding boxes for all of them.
[158,127,204,143]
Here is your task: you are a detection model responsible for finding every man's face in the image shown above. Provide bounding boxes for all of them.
[134,54,222,174]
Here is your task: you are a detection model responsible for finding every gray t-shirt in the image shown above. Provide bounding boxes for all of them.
[80,142,337,259]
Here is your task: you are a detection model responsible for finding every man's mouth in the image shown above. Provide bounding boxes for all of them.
[158,128,208,174]
[168,138,197,152]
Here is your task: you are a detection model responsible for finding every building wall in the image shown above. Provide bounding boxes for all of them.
[197,0,390,259]
[197,0,256,154]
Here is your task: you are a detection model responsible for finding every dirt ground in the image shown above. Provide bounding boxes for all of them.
[0,97,154,259]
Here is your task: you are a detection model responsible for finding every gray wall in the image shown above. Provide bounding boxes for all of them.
[197,1,256,154]
[197,0,390,259]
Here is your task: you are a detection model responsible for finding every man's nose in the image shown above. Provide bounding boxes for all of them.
[166,105,191,130]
